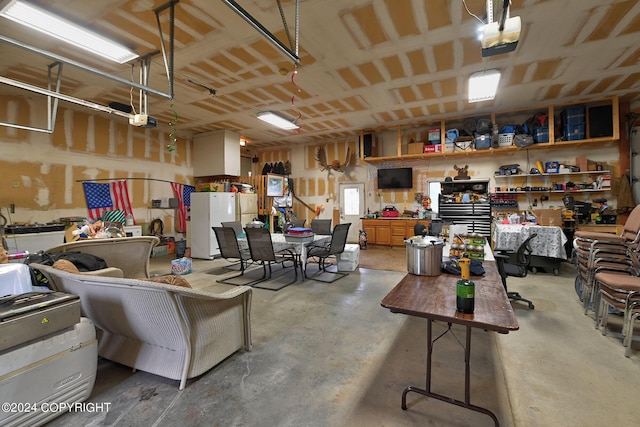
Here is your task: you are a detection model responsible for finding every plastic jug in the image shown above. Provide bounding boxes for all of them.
[446,129,459,143]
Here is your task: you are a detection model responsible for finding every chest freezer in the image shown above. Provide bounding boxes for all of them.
[0,317,98,427]
[0,291,80,352]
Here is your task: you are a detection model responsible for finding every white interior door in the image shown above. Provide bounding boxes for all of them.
[339,182,365,243]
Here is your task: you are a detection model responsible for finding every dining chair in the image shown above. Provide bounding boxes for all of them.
[306,223,351,282]
[311,219,332,235]
[212,227,253,285]
[290,218,306,228]
[494,233,538,309]
[244,227,299,290]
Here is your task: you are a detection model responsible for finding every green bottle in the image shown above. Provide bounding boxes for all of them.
[456,279,475,314]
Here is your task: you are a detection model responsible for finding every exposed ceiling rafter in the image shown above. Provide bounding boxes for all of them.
[0,0,179,132]
[221,0,300,66]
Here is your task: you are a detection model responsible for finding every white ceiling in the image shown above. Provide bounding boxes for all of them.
[1,0,639,150]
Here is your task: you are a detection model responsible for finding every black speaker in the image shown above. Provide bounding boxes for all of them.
[588,105,613,138]
[361,134,377,157]
[252,155,259,163]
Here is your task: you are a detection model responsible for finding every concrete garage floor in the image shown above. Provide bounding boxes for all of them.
[49,256,640,427]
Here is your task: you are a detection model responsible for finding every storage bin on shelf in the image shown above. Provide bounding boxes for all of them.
[561,105,586,141]
[565,123,586,140]
[498,133,514,147]
[454,137,474,151]
[534,126,549,143]
[474,134,492,149]
[428,129,441,142]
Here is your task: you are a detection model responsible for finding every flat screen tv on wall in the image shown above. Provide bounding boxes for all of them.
[377,167,413,189]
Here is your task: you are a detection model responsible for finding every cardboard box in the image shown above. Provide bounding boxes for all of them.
[424,144,442,153]
[535,209,563,226]
[408,142,424,154]
[196,182,226,192]
[575,155,601,172]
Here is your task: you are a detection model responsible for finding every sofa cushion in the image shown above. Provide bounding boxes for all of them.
[53,259,81,274]
[139,275,192,288]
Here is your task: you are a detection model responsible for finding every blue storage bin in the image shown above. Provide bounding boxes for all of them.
[564,123,586,141]
[562,105,586,117]
[561,105,586,128]
[534,126,549,143]
[474,134,492,149]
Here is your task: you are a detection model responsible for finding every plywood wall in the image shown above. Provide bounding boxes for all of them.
[254,128,621,226]
[0,95,193,235]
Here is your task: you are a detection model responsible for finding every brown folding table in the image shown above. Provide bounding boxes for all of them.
[381,261,519,426]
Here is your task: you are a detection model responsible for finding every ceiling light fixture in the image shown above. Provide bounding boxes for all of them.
[239,139,246,146]
[468,69,501,103]
[256,111,300,130]
[0,0,139,64]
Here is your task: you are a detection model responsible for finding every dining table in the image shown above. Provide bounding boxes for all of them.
[237,233,331,277]
[492,222,568,275]
[492,222,568,259]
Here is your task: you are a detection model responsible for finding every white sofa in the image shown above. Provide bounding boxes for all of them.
[47,236,159,278]
[33,263,252,390]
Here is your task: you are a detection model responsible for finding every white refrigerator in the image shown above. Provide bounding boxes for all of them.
[190,192,237,259]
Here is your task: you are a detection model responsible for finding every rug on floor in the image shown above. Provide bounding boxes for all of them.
[358,246,406,272]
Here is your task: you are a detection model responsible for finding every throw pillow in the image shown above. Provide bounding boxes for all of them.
[139,275,192,288]
[53,259,81,274]
[0,245,7,264]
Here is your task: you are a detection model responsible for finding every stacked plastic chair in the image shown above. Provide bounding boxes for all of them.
[573,204,640,319]
[595,255,640,357]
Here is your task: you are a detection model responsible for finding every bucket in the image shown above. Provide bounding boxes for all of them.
[405,236,444,276]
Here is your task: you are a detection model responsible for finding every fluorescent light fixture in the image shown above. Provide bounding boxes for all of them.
[0,0,139,64]
[256,111,300,130]
[468,69,501,103]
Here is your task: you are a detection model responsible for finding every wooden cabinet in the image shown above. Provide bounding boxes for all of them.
[363,219,390,246]
[193,130,241,177]
[362,219,429,247]
[377,225,392,246]
[362,222,377,245]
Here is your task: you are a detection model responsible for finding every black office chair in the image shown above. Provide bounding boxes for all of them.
[306,223,351,282]
[494,233,538,309]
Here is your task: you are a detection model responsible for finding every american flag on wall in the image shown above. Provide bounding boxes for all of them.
[82,180,135,221]
[171,182,195,233]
